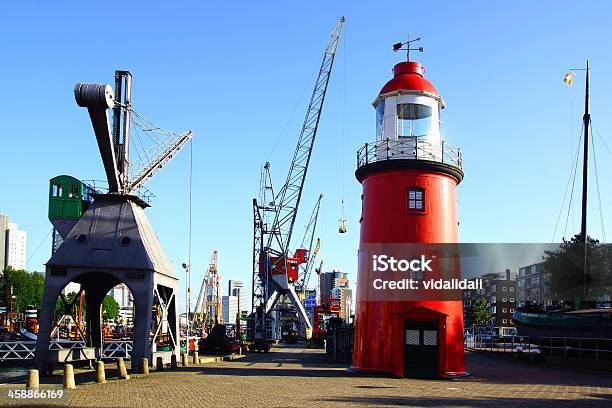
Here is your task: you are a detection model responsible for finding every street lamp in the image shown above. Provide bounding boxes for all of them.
[182,262,191,337]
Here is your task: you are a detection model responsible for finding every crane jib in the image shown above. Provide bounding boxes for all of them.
[267,17,344,258]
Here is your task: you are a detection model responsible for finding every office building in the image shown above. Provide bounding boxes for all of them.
[319,270,348,306]
[222,295,238,324]
[228,280,246,312]
[332,286,353,322]
[4,222,27,270]
[517,262,552,307]
[463,269,516,327]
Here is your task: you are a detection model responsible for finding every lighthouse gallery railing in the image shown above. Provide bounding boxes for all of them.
[357,137,462,170]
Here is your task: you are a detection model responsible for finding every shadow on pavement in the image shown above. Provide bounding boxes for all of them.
[315,395,612,408]
[462,351,612,388]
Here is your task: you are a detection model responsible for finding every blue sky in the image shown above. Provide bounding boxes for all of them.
[1,1,612,313]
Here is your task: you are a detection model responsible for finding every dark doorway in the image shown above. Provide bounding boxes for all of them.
[404,320,439,378]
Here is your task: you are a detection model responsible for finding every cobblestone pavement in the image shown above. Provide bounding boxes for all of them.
[1,345,611,408]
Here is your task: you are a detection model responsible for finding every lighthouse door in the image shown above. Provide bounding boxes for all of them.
[404,320,439,378]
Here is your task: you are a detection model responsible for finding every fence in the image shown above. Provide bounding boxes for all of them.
[537,337,612,362]
[0,340,133,361]
[326,327,354,363]
[465,335,612,362]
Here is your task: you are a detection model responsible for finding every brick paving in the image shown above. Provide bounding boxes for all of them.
[1,345,611,407]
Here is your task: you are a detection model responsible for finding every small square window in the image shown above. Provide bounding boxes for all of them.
[502,319,507,324]
[510,298,515,302]
[510,287,515,292]
[502,308,507,313]
[52,184,63,198]
[510,309,515,313]
[502,287,507,292]
[407,188,424,212]
[69,184,79,198]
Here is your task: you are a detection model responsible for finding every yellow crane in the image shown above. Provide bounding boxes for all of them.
[192,250,220,331]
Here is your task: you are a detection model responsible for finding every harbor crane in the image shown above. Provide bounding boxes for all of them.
[36,70,192,373]
[74,71,192,196]
[249,17,344,345]
[297,194,323,297]
[192,250,220,330]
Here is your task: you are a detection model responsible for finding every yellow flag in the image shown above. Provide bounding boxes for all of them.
[563,72,575,85]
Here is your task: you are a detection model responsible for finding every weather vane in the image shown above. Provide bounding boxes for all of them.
[393,35,423,62]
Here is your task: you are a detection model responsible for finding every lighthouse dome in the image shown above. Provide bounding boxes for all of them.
[377,61,443,105]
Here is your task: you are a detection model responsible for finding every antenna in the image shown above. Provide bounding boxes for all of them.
[392,34,423,61]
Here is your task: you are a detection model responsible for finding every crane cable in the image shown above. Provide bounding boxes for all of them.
[563,125,583,240]
[339,24,347,231]
[551,83,583,243]
[551,126,581,242]
[187,138,194,331]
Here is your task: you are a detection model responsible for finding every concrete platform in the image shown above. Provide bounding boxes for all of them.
[1,345,611,407]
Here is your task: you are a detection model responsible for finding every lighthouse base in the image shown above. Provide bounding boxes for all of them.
[352,302,466,379]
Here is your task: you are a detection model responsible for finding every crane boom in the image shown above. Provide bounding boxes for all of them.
[298,194,323,291]
[129,130,193,192]
[249,17,344,342]
[267,16,344,255]
[76,70,193,196]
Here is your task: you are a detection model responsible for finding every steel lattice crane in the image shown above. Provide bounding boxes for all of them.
[250,17,344,344]
[297,194,323,296]
[191,250,219,330]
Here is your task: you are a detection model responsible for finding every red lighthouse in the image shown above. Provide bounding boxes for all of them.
[352,46,466,378]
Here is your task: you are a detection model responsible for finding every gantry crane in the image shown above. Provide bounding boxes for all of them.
[249,17,344,345]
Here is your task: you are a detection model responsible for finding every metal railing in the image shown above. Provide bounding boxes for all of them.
[0,340,133,361]
[465,335,612,362]
[102,340,133,359]
[82,179,155,205]
[357,137,462,169]
[465,336,533,354]
[0,341,36,360]
[537,337,612,361]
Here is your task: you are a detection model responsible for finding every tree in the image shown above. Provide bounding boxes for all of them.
[54,291,82,320]
[541,233,611,305]
[1,267,45,312]
[465,297,493,327]
[102,295,119,320]
[54,292,120,322]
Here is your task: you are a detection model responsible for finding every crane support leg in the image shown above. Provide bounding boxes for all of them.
[264,290,281,314]
[286,286,312,329]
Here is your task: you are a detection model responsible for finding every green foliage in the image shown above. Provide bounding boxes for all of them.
[465,297,493,327]
[54,291,82,320]
[102,295,119,320]
[54,292,120,322]
[0,266,123,322]
[542,234,611,304]
[1,266,45,312]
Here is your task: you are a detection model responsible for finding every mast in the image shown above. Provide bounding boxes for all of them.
[580,61,590,301]
[580,61,590,242]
